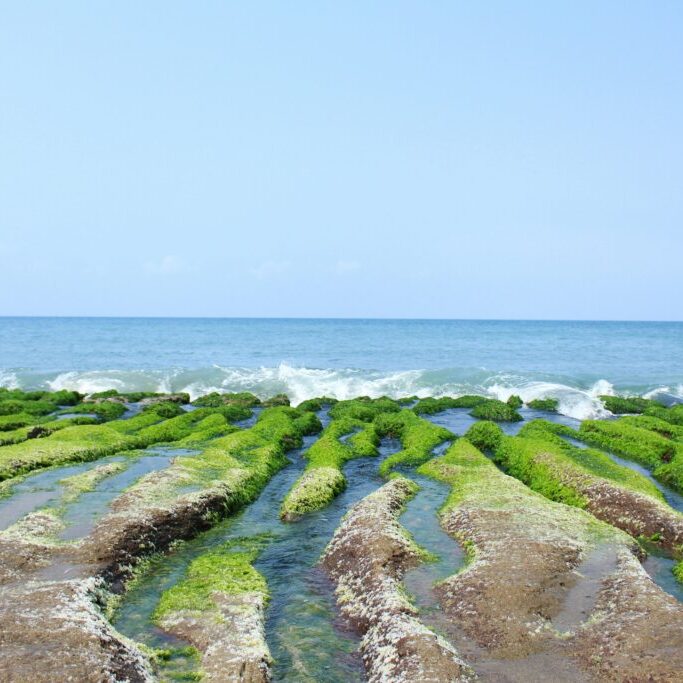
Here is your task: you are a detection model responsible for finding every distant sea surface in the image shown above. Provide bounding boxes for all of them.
[1,317,681,420]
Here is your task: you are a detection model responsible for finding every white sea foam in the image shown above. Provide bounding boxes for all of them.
[3,363,675,419]
[643,384,683,405]
[0,370,19,390]
[487,379,612,420]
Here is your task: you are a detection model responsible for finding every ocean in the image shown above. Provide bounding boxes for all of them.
[1,317,681,420]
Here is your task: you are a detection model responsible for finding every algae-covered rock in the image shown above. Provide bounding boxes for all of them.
[527,397,559,412]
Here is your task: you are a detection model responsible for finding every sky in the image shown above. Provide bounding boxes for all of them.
[0,2,681,320]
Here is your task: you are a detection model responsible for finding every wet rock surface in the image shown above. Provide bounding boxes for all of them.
[0,577,153,683]
[425,446,683,682]
[321,477,476,682]
[570,546,683,681]
[159,592,271,682]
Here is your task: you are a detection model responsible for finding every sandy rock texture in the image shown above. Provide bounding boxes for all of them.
[158,591,271,682]
[321,477,476,683]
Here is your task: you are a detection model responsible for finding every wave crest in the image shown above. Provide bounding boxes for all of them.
[2,363,679,421]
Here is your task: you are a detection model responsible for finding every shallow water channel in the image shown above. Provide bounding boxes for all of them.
[400,471,464,612]
[59,446,199,540]
[0,446,197,536]
[422,405,580,438]
[112,412,407,681]
[0,457,125,531]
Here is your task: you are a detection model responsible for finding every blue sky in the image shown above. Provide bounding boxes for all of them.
[1,2,681,320]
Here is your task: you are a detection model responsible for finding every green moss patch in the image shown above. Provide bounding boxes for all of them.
[527,398,559,412]
[376,410,452,476]
[644,404,683,427]
[417,438,508,511]
[469,399,522,422]
[191,392,261,408]
[579,419,683,491]
[295,396,338,412]
[412,395,488,415]
[328,396,401,422]
[464,421,505,452]
[154,536,270,620]
[64,401,127,421]
[600,395,662,415]
[519,421,664,499]
[280,417,377,519]
[0,407,237,482]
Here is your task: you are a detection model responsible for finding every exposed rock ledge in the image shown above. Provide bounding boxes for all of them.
[0,577,153,683]
[157,592,271,682]
[321,477,476,683]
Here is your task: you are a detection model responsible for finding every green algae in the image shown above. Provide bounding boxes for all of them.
[464,420,505,452]
[412,395,488,415]
[191,392,261,408]
[279,417,375,520]
[142,402,185,419]
[579,419,683,491]
[154,536,270,620]
[0,424,135,481]
[0,413,38,431]
[328,396,401,421]
[620,415,683,441]
[518,420,665,500]
[296,397,338,412]
[262,394,291,407]
[0,407,235,482]
[376,410,452,476]
[462,420,683,589]
[491,432,590,509]
[417,438,506,512]
[506,394,523,410]
[418,437,630,559]
[469,398,522,422]
[154,407,319,506]
[174,415,235,447]
[348,422,381,456]
[527,398,559,412]
[278,398,411,519]
[600,395,660,414]
[65,401,127,421]
[645,404,683,427]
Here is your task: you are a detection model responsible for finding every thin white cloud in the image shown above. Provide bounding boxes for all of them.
[335,259,361,274]
[250,260,291,280]
[144,255,186,275]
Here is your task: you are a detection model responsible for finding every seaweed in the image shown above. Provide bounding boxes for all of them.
[376,410,452,476]
[412,395,488,415]
[469,399,522,422]
[527,398,559,412]
[600,395,662,415]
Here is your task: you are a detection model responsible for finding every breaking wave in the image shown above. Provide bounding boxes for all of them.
[3,363,680,421]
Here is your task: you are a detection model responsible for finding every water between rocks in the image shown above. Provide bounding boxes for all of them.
[112,411,410,682]
[0,447,197,536]
[58,446,199,540]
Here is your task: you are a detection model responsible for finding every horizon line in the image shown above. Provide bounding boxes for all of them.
[1,315,682,324]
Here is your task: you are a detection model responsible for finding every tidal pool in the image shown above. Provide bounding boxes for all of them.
[0,457,125,530]
[400,472,464,614]
[58,446,199,540]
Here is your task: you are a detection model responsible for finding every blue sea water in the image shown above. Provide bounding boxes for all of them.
[0,317,681,419]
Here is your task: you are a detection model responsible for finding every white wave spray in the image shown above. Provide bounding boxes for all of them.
[4,363,681,421]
